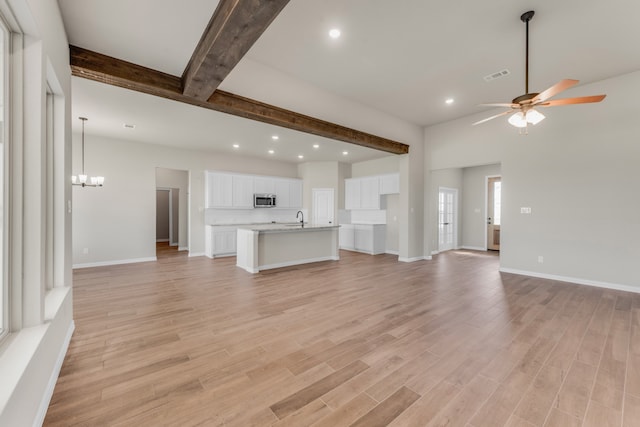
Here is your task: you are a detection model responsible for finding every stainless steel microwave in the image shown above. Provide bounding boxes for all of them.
[254,193,276,208]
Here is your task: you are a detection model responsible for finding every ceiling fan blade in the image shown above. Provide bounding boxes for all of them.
[538,94,607,107]
[472,110,513,126]
[531,79,579,103]
[479,103,519,108]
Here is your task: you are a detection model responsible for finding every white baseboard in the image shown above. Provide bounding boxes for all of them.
[385,250,399,255]
[259,256,339,271]
[461,246,486,251]
[399,256,426,263]
[170,243,178,247]
[72,257,157,269]
[188,252,206,258]
[499,268,640,294]
[431,250,439,256]
[34,320,75,427]
[156,239,169,242]
[178,246,189,252]
[211,253,236,259]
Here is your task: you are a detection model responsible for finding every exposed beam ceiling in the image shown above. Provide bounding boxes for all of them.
[70,45,409,155]
[182,0,290,101]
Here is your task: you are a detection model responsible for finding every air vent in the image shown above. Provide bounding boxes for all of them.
[484,69,510,82]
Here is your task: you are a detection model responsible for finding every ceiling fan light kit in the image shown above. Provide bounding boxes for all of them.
[508,109,545,128]
[474,10,606,130]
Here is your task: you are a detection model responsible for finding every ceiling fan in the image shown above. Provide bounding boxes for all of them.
[474,10,606,129]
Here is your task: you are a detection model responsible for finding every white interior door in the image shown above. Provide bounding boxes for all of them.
[438,187,458,252]
[312,188,334,225]
[487,176,501,251]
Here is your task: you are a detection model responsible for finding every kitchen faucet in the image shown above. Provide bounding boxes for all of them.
[296,210,304,227]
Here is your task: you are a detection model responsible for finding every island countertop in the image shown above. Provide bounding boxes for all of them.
[237,223,340,233]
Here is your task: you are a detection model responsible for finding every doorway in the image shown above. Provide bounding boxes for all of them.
[312,188,334,225]
[487,176,501,251]
[155,167,189,256]
[156,188,179,246]
[438,187,458,252]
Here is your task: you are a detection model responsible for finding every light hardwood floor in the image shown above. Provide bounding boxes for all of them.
[44,246,640,426]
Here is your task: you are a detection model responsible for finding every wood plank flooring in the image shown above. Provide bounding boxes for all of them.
[44,245,640,426]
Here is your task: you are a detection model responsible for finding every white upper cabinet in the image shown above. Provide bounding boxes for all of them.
[254,177,276,194]
[274,179,290,208]
[231,175,254,208]
[360,176,380,209]
[275,178,303,209]
[345,173,399,210]
[206,172,232,208]
[206,171,302,210]
[345,178,361,210]
[205,172,253,209]
[289,179,303,208]
[379,173,400,195]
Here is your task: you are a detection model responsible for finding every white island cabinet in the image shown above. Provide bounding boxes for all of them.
[339,224,386,254]
[236,224,340,273]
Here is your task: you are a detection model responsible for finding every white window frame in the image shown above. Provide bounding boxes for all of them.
[0,12,9,341]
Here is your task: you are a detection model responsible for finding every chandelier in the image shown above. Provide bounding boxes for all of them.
[72,117,104,187]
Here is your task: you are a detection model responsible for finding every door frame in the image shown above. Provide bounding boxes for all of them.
[156,187,177,246]
[484,175,501,251]
[437,186,459,253]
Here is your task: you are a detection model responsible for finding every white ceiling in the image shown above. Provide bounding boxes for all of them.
[59,0,640,163]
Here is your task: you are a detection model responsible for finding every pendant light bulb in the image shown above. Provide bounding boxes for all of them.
[508,112,527,128]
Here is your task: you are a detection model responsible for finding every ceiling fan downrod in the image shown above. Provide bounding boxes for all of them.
[521,10,535,95]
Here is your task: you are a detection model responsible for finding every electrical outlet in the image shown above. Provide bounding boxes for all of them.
[538,255,544,263]
[521,207,532,214]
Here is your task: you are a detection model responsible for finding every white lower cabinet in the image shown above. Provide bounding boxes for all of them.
[339,224,386,255]
[206,226,237,258]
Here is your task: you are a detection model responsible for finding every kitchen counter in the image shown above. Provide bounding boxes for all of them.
[238,223,339,233]
[236,224,340,273]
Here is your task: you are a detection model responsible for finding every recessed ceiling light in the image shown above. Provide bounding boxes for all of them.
[342,151,349,155]
[313,144,320,149]
[123,123,136,129]
[298,155,304,159]
[329,28,341,39]
[445,98,454,105]
[268,149,274,154]
[272,135,279,140]
[232,144,240,148]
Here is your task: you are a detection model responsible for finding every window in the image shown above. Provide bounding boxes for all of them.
[0,16,8,338]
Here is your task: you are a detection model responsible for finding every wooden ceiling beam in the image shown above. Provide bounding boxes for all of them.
[70,46,410,155]
[182,0,291,101]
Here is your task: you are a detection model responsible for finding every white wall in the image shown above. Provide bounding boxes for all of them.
[425,71,640,290]
[0,0,74,425]
[351,155,399,177]
[73,135,298,266]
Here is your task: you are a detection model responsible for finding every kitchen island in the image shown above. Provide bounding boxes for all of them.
[236,224,340,273]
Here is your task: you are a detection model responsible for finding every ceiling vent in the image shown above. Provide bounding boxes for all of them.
[484,69,510,82]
